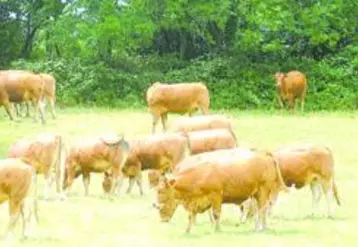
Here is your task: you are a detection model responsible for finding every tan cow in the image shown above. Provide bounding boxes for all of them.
[63,134,130,196]
[154,147,288,233]
[0,158,38,239]
[169,114,234,134]
[17,73,57,119]
[0,70,46,124]
[147,128,238,188]
[8,133,66,200]
[147,82,210,133]
[274,70,307,112]
[272,143,340,217]
[240,143,341,222]
[102,133,191,195]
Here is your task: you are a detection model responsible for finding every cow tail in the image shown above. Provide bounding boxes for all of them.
[56,135,66,194]
[332,180,341,206]
[228,125,238,147]
[270,154,289,193]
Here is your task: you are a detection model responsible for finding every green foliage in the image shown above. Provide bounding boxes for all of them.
[2,0,358,110]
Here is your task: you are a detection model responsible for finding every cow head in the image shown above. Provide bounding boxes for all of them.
[153,174,178,222]
[274,72,286,89]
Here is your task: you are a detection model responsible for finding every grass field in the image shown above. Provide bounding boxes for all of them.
[0,108,357,247]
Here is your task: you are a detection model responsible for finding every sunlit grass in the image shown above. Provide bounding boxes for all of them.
[0,107,357,247]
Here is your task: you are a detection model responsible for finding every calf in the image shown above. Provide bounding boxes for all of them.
[8,133,66,200]
[63,134,130,196]
[147,82,210,133]
[154,147,288,233]
[0,158,38,239]
[274,70,307,112]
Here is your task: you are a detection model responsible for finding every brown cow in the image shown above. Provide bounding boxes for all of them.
[103,133,191,195]
[146,82,210,133]
[272,143,340,217]
[154,147,288,233]
[274,70,307,112]
[8,133,66,200]
[16,73,57,119]
[0,158,38,239]
[169,114,234,134]
[0,70,46,123]
[63,134,130,197]
[241,143,341,222]
[147,128,238,188]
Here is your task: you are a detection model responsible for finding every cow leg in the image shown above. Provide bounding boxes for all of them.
[111,173,124,196]
[254,190,269,232]
[25,101,31,118]
[185,211,196,234]
[43,172,54,201]
[126,177,135,194]
[135,172,144,196]
[3,101,16,121]
[151,114,160,134]
[321,180,334,218]
[31,99,46,124]
[49,97,56,119]
[160,113,168,132]
[6,199,22,239]
[82,173,91,196]
[210,195,223,232]
[310,181,322,217]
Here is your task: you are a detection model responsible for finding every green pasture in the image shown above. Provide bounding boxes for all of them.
[0,108,357,247]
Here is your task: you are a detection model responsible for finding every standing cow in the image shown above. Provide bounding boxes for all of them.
[63,134,130,197]
[8,133,66,200]
[17,73,57,119]
[274,70,307,112]
[240,143,341,222]
[146,82,210,133]
[154,147,288,233]
[103,133,191,195]
[147,128,238,188]
[0,70,46,124]
[0,158,38,239]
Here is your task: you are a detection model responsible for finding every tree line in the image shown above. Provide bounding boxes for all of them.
[1,0,357,110]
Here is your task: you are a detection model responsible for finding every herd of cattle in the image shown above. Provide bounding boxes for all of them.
[0,68,339,239]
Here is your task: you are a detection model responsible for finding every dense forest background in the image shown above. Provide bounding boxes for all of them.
[1,0,358,110]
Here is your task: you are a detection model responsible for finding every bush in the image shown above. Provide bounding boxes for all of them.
[9,44,358,110]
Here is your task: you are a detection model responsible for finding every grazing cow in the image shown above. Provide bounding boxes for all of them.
[63,134,130,196]
[169,114,233,134]
[272,143,340,217]
[0,70,46,123]
[274,70,307,112]
[0,158,38,239]
[8,133,66,200]
[103,133,191,195]
[147,128,238,188]
[146,82,210,133]
[154,147,288,233]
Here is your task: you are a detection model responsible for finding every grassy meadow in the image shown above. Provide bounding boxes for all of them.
[0,107,357,247]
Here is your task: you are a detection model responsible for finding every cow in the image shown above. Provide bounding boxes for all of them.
[8,133,66,200]
[102,133,191,195]
[272,143,340,217]
[274,70,307,112]
[16,73,57,119]
[153,147,288,233]
[240,143,341,222]
[169,114,234,134]
[63,134,130,197]
[0,158,38,239]
[0,70,46,124]
[146,82,210,133]
[147,128,238,188]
